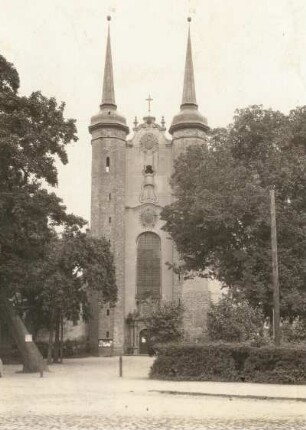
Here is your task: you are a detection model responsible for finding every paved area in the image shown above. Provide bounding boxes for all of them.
[0,356,306,429]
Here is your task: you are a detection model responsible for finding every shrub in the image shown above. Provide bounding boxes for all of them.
[281,318,306,343]
[150,343,306,384]
[207,295,264,343]
[143,301,184,347]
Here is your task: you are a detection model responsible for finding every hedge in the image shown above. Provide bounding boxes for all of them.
[150,343,306,384]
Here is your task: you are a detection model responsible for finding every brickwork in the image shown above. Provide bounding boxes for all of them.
[171,124,218,343]
[86,22,221,355]
[171,128,208,160]
[90,125,127,355]
[182,277,210,341]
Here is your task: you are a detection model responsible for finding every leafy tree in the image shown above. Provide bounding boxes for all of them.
[0,55,117,369]
[207,295,264,343]
[162,105,306,321]
[143,301,184,350]
[28,230,116,363]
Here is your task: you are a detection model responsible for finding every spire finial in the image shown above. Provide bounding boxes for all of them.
[181,17,197,109]
[101,16,116,109]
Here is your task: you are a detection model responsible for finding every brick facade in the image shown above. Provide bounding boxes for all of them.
[87,20,222,355]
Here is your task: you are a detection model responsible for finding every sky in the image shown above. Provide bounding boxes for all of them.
[1,0,306,223]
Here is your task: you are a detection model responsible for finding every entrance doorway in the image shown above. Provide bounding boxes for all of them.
[139,329,149,355]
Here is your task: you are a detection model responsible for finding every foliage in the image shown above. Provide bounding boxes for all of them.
[0,55,117,364]
[0,54,81,298]
[161,105,306,320]
[281,318,306,343]
[29,230,116,324]
[143,301,184,346]
[207,295,264,343]
[150,343,306,384]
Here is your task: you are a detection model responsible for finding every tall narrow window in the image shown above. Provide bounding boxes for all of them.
[108,193,111,201]
[136,232,161,300]
[106,157,110,173]
[109,216,111,224]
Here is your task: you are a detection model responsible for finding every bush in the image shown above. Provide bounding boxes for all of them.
[281,318,306,343]
[143,301,184,347]
[150,343,306,384]
[207,295,264,343]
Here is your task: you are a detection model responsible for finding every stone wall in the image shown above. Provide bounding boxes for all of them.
[181,276,223,342]
[90,126,127,355]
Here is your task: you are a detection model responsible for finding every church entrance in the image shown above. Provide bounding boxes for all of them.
[139,329,149,355]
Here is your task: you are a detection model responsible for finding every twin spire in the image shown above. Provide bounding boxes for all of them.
[100,16,204,129]
[181,18,197,109]
[101,16,116,109]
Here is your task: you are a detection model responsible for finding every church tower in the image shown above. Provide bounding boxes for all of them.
[88,17,216,356]
[169,18,209,156]
[89,17,129,355]
[169,18,215,342]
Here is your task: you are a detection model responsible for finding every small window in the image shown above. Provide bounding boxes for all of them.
[108,193,111,201]
[106,157,110,173]
[106,331,110,338]
[145,165,154,174]
[106,309,110,316]
[109,217,111,224]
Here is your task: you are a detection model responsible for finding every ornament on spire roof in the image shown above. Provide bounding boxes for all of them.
[101,16,116,109]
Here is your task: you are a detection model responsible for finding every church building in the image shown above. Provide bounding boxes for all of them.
[88,17,217,356]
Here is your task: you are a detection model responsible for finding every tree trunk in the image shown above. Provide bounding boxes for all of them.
[53,316,60,363]
[47,312,54,365]
[0,293,46,373]
[59,313,64,363]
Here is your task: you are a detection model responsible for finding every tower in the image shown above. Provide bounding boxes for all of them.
[88,17,215,356]
[169,18,209,156]
[170,18,213,342]
[89,17,129,355]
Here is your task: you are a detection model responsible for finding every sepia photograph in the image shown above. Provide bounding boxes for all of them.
[1,0,306,429]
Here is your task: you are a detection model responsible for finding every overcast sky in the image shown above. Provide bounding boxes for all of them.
[1,0,306,223]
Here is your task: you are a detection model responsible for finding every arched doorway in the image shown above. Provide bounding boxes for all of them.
[139,329,149,355]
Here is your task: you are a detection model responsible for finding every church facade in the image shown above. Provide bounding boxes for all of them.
[88,18,215,356]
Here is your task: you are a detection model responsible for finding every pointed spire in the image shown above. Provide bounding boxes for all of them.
[101,16,116,109]
[181,17,197,109]
[169,17,208,135]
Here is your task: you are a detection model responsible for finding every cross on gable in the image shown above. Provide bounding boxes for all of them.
[146,94,153,114]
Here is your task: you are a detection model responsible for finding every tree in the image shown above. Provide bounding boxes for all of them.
[161,105,306,321]
[143,301,184,350]
[0,55,117,370]
[28,230,116,363]
[207,294,264,343]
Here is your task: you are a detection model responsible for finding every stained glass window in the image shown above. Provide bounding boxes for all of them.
[137,233,161,299]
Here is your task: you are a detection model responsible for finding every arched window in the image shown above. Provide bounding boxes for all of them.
[106,157,110,172]
[136,232,161,300]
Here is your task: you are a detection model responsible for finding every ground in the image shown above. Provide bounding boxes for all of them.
[0,356,306,429]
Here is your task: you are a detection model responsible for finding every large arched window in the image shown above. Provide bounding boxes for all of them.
[136,232,161,300]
